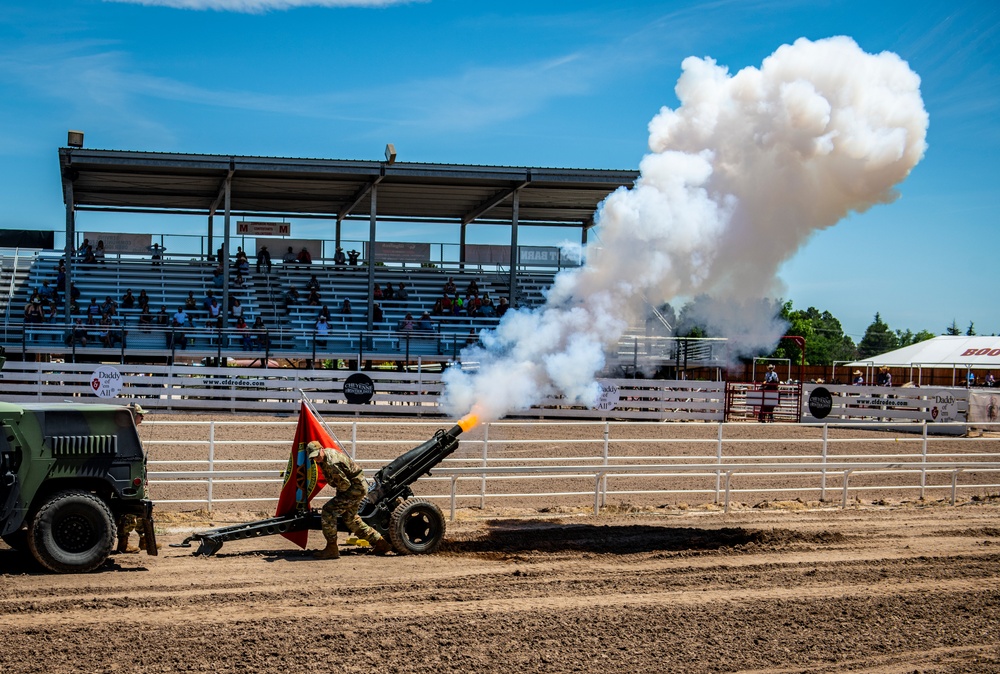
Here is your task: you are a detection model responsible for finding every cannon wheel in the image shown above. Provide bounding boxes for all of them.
[28,490,115,573]
[388,498,445,555]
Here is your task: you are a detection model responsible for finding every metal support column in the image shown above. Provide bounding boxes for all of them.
[366,182,378,331]
[64,180,75,324]
[507,189,519,305]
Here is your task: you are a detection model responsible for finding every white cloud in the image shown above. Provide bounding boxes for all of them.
[103,0,421,13]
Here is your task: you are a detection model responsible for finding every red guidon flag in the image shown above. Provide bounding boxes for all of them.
[275,402,342,547]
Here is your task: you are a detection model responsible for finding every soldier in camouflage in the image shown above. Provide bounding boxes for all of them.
[116,404,148,554]
[306,440,392,559]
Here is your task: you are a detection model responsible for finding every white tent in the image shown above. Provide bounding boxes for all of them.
[847,336,1000,386]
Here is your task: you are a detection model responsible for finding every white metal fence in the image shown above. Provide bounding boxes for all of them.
[143,419,1000,516]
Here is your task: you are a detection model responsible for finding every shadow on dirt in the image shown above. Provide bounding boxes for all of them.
[441,521,846,556]
[0,548,152,575]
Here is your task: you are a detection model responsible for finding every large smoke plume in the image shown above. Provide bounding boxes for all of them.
[442,36,928,423]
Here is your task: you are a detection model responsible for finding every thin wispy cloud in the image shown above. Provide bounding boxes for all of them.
[103,0,420,13]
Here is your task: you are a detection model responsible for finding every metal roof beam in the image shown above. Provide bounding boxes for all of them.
[462,178,530,225]
[337,175,383,224]
[208,164,235,215]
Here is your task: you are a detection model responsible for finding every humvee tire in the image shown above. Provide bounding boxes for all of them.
[388,498,445,555]
[28,490,116,573]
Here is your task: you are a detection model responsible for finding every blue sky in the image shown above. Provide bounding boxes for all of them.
[0,0,997,340]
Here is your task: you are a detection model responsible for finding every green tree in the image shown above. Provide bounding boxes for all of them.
[771,301,856,365]
[858,313,899,359]
[945,320,961,336]
[897,329,936,347]
[967,322,976,336]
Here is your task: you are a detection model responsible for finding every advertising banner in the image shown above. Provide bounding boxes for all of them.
[373,241,430,263]
[84,232,152,255]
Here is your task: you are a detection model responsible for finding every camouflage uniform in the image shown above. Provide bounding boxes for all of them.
[315,449,383,546]
[116,514,147,552]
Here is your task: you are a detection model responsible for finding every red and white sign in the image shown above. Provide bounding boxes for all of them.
[237,221,290,236]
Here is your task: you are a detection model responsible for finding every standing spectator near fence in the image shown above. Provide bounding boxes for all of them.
[986,372,996,388]
[256,246,272,274]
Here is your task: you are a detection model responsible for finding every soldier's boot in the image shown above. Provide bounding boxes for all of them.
[313,539,340,560]
[116,535,129,554]
[371,537,392,556]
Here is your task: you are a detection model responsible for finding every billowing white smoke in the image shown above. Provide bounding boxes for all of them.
[443,36,928,423]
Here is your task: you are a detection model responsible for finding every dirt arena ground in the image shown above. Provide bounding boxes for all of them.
[2,415,999,673]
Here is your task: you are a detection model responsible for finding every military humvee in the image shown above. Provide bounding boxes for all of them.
[0,359,156,572]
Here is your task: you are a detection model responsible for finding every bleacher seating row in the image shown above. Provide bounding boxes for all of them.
[1,251,555,359]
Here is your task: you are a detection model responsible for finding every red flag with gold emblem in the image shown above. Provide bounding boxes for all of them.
[275,402,342,547]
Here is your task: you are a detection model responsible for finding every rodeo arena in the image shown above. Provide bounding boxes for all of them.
[3,144,1000,673]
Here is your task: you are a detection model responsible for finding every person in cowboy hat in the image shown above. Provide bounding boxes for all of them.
[306,441,391,559]
[852,370,865,386]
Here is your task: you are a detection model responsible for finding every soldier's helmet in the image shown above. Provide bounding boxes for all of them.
[306,441,324,459]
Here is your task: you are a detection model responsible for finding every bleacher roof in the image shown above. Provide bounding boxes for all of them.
[58,149,638,228]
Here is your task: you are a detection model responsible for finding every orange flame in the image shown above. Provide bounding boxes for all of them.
[457,412,480,433]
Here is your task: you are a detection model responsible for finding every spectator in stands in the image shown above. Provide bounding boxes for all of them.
[465,293,481,317]
[306,274,321,293]
[314,316,330,348]
[372,303,384,326]
[876,366,892,387]
[77,238,90,259]
[497,297,510,317]
[478,295,496,318]
[87,298,101,318]
[173,306,190,328]
[156,306,170,327]
[101,296,118,316]
[207,298,221,321]
[55,260,66,294]
[282,246,296,264]
[69,283,81,312]
[431,298,445,316]
[232,271,246,289]
[65,318,88,347]
[138,305,153,330]
[82,244,96,265]
[397,313,415,333]
[333,247,346,266]
[251,316,269,349]
[443,277,456,295]
[95,240,106,265]
[212,265,224,289]
[416,311,434,333]
[451,293,464,316]
[395,283,409,302]
[202,290,216,312]
[852,370,865,386]
[466,279,479,296]
[297,247,313,264]
[284,287,300,313]
[235,246,248,266]
[439,292,453,314]
[306,288,321,306]
[121,289,136,310]
[986,372,996,388]
[138,289,151,311]
[45,297,59,323]
[99,313,124,348]
[148,242,165,266]
[184,291,197,311]
[24,297,43,324]
[256,246,272,274]
[230,297,244,320]
[341,298,352,315]
[169,316,187,350]
[347,249,360,265]
[236,256,250,275]
[236,316,252,350]
[38,280,55,302]
[318,304,331,321]
[383,283,395,301]
[373,283,383,301]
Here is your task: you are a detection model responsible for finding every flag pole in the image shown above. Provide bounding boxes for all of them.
[297,388,344,449]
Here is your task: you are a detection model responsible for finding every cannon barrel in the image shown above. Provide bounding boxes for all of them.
[369,424,463,501]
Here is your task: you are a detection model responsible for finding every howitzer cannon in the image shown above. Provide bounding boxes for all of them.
[174,423,464,557]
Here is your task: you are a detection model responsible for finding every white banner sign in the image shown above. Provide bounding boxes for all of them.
[237,221,291,237]
[83,232,152,255]
[91,366,123,398]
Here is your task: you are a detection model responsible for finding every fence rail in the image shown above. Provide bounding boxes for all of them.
[143,419,1000,516]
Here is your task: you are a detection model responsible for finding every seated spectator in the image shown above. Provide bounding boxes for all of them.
[306,288,321,306]
[138,305,153,330]
[184,291,198,311]
[297,247,313,264]
[203,290,216,312]
[24,297,44,324]
[236,316,252,350]
[77,238,90,259]
[415,311,434,333]
[478,296,497,317]
[341,298,352,315]
[397,313,415,333]
[82,245,96,265]
[101,296,118,316]
[45,298,60,323]
[306,274,321,292]
[95,240,106,265]
[318,304,331,321]
[230,297,244,320]
[443,277,457,295]
[212,265,224,289]
[497,297,510,317]
[55,262,66,294]
[383,283,395,301]
[86,298,101,318]
[282,246,296,263]
[347,249,360,265]
[232,271,246,288]
[372,303,384,326]
[373,283,383,300]
[99,313,124,348]
[395,283,409,302]
[314,316,330,347]
[439,292,453,314]
[251,316,269,349]
[156,306,170,327]
[431,299,445,316]
[86,314,100,341]
[465,293,481,317]
[235,257,250,275]
[173,306,189,327]
[451,294,464,316]
[168,317,187,349]
[284,287,300,313]
[207,298,221,320]
[234,246,248,266]
[121,288,136,309]
[138,289,150,311]
[466,279,479,296]
[38,281,55,302]
[333,247,346,266]
[64,318,88,347]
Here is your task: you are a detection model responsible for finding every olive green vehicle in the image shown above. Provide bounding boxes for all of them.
[0,390,157,572]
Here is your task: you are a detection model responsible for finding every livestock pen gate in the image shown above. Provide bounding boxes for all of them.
[725,382,803,422]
